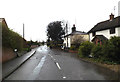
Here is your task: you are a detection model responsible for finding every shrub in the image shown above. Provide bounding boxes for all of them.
[78,41,94,57]
[2,22,28,52]
[102,36,120,63]
[78,36,120,64]
[70,45,76,50]
[22,48,31,52]
[92,44,103,58]
[9,29,23,51]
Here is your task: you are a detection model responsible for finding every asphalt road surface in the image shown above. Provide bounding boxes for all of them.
[5,45,119,80]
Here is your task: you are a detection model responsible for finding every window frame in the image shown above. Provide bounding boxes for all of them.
[110,28,115,34]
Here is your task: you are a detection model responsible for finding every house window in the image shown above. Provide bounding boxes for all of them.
[92,32,96,36]
[110,28,115,34]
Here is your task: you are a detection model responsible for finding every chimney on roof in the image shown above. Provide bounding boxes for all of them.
[72,24,76,33]
[109,13,114,21]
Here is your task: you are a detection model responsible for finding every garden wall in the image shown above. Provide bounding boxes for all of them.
[2,47,16,63]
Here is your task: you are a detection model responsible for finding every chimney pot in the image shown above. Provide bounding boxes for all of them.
[72,24,76,33]
[109,13,114,21]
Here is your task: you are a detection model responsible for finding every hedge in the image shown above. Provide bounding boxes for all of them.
[2,22,28,51]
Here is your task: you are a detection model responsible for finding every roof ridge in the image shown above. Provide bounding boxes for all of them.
[88,16,120,33]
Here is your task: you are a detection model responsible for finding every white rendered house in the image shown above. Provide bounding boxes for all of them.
[88,14,120,44]
[63,24,89,48]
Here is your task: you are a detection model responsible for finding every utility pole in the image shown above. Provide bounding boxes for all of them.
[66,23,68,48]
[23,23,24,39]
[114,6,116,16]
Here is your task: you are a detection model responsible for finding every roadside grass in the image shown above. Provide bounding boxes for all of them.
[78,55,119,65]
[78,55,120,73]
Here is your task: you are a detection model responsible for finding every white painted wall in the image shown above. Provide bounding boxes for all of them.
[89,33,94,42]
[89,27,120,42]
[83,35,89,41]
[68,37,71,47]
[63,34,89,48]
[117,27,120,36]
[96,30,110,39]
[63,36,71,48]
[63,37,67,47]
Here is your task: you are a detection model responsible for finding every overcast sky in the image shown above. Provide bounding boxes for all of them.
[0,0,120,41]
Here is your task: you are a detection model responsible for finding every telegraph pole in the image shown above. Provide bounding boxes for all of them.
[66,23,68,48]
[114,6,116,16]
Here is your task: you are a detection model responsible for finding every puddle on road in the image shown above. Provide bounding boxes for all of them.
[37,46,49,52]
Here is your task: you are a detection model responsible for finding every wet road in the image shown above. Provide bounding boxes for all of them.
[5,45,119,80]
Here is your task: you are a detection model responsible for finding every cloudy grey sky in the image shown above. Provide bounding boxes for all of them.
[0,0,119,41]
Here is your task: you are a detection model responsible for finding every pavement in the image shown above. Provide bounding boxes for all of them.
[2,48,36,81]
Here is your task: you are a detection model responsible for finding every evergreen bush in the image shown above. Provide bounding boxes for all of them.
[102,36,120,63]
[2,22,28,52]
[91,44,103,58]
[78,41,94,57]
[70,45,76,50]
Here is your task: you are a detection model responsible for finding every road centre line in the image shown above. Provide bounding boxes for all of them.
[56,62,61,70]
[48,54,61,70]
[48,54,54,60]
[48,54,67,79]
[63,76,66,79]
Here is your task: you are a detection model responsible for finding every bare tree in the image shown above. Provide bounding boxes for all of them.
[71,35,85,48]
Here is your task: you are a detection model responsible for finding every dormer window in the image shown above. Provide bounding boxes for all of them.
[110,28,115,34]
[92,32,96,36]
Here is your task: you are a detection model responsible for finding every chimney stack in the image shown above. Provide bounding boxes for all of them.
[72,24,76,33]
[109,13,114,21]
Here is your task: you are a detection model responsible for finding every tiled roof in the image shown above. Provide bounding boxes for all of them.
[92,35,108,41]
[71,31,87,35]
[88,16,120,33]
[64,31,87,37]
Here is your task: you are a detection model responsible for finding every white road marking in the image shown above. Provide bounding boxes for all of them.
[28,55,46,80]
[56,62,61,70]
[48,54,66,79]
[33,56,46,72]
[48,54,55,60]
[63,76,66,79]
[48,54,61,70]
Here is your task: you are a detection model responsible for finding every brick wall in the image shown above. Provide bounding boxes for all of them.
[2,47,17,63]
